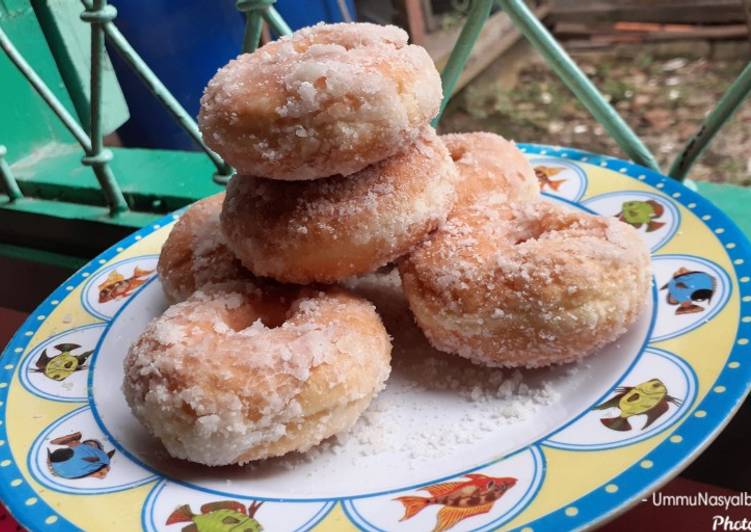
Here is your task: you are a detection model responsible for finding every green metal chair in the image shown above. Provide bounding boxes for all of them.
[0,0,750,270]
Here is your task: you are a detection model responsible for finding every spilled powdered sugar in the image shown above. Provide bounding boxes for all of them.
[260,269,568,471]
[334,363,560,465]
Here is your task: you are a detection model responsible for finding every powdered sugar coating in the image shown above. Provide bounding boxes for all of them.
[157,194,249,303]
[199,22,442,180]
[122,282,392,465]
[442,132,540,207]
[399,199,652,367]
[221,127,458,283]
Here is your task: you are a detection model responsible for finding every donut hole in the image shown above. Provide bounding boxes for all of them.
[511,207,579,246]
[313,76,327,90]
[222,294,294,331]
[447,144,467,162]
[512,221,547,246]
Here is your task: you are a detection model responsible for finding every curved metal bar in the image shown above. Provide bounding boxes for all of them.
[79,0,233,183]
[496,0,661,172]
[0,146,22,201]
[433,0,494,125]
[669,61,751,180]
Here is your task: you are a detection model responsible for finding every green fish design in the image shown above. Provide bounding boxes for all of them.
[616,200,666,232]
[166,500,263,532]
[594,378,682,432]
[34,343,93,382]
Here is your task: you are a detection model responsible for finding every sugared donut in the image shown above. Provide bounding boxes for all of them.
[442,132,539,206]
[399,199,651,368]
[123,281,392,465]
[157,193,248,303]
[199,22,442,180]
[221,127,457,284]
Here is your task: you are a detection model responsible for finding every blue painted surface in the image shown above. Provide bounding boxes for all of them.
[110,0,356,151]
[110,1,244,150]
[274,0,356,31]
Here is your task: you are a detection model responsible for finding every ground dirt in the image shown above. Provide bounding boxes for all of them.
[440,40,751,185]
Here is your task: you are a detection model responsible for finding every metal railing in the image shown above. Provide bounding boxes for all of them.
[1,0,750,218]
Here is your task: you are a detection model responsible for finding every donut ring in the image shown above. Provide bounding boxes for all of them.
[399,200,651,368]
[123,282,392,465]
[221,127,457,284]
[157,193,248,303]
[199,22,442,180]
[442,132,539,207]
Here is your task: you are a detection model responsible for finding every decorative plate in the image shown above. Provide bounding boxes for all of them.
[2,145,750,532]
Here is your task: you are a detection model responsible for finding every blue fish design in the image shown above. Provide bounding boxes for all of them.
[660,267,715,315]
[47,432,114,479]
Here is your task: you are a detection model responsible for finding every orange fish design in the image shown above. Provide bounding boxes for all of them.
[534,165,566,191]
[98,266,153,303]
[394,474,517,531]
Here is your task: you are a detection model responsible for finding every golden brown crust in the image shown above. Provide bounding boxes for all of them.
[157,193,249,303]
[441,132,539,207]
[221,127,458,284]
[199,23,441,180]
[123,282,392,465]
[399,199,651,368]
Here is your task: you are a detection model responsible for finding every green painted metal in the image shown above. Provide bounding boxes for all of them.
[236,0,292,54]
[0,195,156,260]
[263,6,293,37]
[31,0,129,135]
[237,0,271,53]
[669,61,751,180]
[0,0,81,159]
[0,146,220,261]
[10,146,221,213]
[0,146,22,201]
[496,0,661,173]
[696,181,751,240]
[78,0,232,184]
[1,13,126,214]
[433,0,493,125]
[0,26,92,149]
[80,0,127,215]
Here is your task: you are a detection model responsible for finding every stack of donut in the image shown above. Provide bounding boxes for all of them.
[123,22,651,467]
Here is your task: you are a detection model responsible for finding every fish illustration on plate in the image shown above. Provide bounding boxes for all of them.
[166,500,264,532]
[661,267,716,315]
[394,473,517,532]
[97,266,153,303]
[32,343,93,382]
[616,200,665,232]
[534,165,566,192]
[47,432,115,479]
[594,378,682,432]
